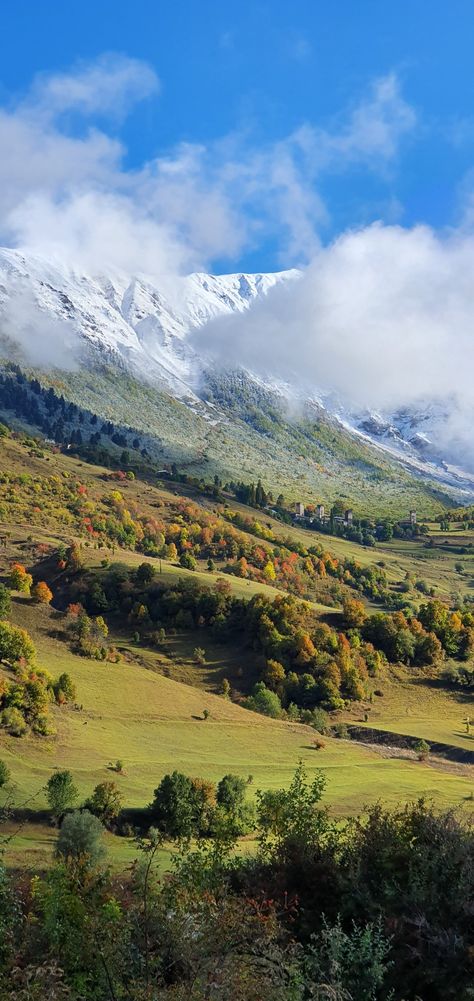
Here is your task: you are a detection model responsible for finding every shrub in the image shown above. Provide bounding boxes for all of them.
[333,723,350,740]
[415,738,430,761]
[245,682,282,719]
[32,715,56,737]
[1,707,27,737]
[193,647,206,665]
[8,563,33,595]
[0,760,11,787]
[0,584,11,620]
[0,622,36,666]
[53,673,76,703]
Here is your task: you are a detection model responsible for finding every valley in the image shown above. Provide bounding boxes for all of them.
[1,428,473,877]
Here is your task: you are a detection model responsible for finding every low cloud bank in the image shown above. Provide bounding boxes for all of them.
[192,222,474,469]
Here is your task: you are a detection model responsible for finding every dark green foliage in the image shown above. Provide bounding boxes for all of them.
[151,771,204,840]
[0,585,10,621]
[0,760,10,788]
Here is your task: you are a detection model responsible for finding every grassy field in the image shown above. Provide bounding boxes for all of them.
[352,665,474,750]
[1,598,474,873]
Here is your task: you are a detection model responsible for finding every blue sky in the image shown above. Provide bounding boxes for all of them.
[0,1,473,273]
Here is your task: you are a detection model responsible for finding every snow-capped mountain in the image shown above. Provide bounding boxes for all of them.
[0,246,472,497]
[0,246,299,397]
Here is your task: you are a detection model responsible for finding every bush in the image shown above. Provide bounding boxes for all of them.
[245,682,282,719]
[53,672,76,703]
[332,722,350,740]
[0,584,11,620]
[1,707,27,737]
[415,738,430,761]
[193,647,206,665]
[0,760,11,787]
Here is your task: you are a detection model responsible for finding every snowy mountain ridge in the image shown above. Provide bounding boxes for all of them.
[0,246,472,498]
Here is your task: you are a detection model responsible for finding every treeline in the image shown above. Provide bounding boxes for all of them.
[0,364,152,459]
[1,764,474,999]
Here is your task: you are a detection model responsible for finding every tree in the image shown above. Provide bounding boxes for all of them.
[0,584,11,620]
[220,678,231,698]
[8,563,33,595]
[217,774,247,813]
[342,596,367,629]
[246,682,282,718]
[66,543,83,571]
[0,760,11,787]
[56,810,105,867]
[54,673,76,703]
[46,770,79,822]
[179,552,197,571]
[415,739,430,761]
[166,542,178,561]
[31,581,53,605]
[215,773,255,837]
[86,781,123,826]
[135,562,155,585]
[0,622,36,666]
[152,771,202,839]
[257,761,327,861]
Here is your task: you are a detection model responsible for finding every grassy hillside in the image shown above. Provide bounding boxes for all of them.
[1,360,459,518]
[1,430,474,875]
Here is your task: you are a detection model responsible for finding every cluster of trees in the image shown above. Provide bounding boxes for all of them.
[44,768,124,828]
[70,567,379,712]
[343,595,474,667]
[0,437,397,611]
[0,586,75,736]
[152,770,254,839]
[0,366,151,459]
[1,764,474,999]
[65,603,121,662]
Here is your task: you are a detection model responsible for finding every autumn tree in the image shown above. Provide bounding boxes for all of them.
[8,563,33,595]
[86,781,123,826]
[0,622,36,666]
[32,581,53,605]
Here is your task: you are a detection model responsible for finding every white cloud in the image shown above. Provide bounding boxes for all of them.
[192,221,474,467]
[0,60,416,276]
[26,53,160,121]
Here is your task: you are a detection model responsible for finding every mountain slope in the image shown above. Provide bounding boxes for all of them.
[0,246,470,508]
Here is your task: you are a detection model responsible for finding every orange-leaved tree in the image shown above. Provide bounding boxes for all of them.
[32,581,53,605]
